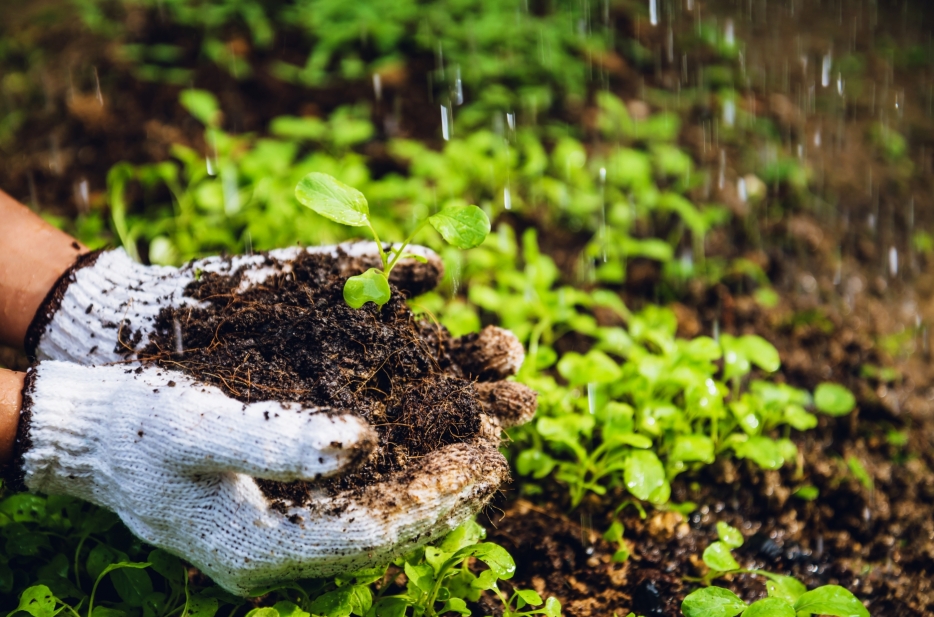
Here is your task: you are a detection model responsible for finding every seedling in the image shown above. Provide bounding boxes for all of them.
[295,172,490,308]
[682,522,870,617]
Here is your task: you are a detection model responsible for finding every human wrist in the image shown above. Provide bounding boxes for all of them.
[0,369,25,466]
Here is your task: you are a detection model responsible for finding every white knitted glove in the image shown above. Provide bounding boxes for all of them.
[15,361,508,594]
[28,242,442,365]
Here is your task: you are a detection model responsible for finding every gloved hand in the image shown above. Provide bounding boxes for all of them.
[17,361,509,594]
[27,242,443,365]
[18,243,536,594]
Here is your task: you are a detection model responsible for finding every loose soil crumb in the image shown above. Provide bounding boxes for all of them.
[139,250,483,505]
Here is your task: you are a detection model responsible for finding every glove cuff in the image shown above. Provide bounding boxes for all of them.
[16,362,113,499]
[27,249,184,364]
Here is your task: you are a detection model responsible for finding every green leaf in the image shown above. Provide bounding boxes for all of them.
[603,521,624,543]
[814,383,856,416]
[793,485,820,501]
[793,585,869,617]
[187,596,219,617]
[147,549,184,586]
[732,437,785,470]
[439,598,469,616]
[179,89,221,126]
[516,449,557,479]
[516,589,544,606]
[741,597,795,617]
[308,587,362,617]
[470,569,499,591]
[783,404,818,430]
[403,561,435,594]
[739,335,781,372]
[428,204,491,249]
[91,608,125,617]
[462,543,516,579]
[716,522,744,548]
[14,585,56,617]
[295,172,370,227]
[0,493,46,522]
[847,456,874,490]
[669,435,715,464]
[439,520,485,553]
[87,544,118,581]
[764,574,808,603]
[107,563,153,608]
[244,609,278,617]
[703,541,740,571]
[624,450,669,503]
[544,597,562,617]
[557,350,621,385]
[343,269,391,308]
[681,587,747,617]
[369,597,408,617]
[273,602,310,617]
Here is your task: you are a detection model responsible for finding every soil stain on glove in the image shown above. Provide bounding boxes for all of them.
[139,250,486,508]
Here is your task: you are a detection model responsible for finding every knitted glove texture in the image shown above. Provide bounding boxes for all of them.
[22,361,507,594]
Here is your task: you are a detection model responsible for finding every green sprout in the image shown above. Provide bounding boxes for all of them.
[295,172,490,308]
[683,522,870,617]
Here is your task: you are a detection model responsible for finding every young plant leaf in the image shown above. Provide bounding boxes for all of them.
[814,383,856,416]
[716,522,744,548]
[543,597,562,617]
[624,450,669,503]
[295,172,370,227]
[702,541,740,571]
[741,597,795,617]
[681,587,747,617]
[738,335,781,373]
[180,89,221,126]
[764,574,808,603]
[670,435,715,463]
[343,269,391,308]
[187,596,220,617]
[428,204,491,249]
[792,585,869,617]
[14,585,56,617]
[732,436,785,470]
[516,589,544,606]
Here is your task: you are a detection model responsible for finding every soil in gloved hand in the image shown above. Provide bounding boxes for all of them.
[139,250,486,508]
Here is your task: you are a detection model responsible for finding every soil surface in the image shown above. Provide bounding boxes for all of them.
[140,250,482,502]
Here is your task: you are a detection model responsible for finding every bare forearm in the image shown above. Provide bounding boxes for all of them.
[0,369,24,465]
[0,190,88,349]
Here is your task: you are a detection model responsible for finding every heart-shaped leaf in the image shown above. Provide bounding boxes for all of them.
[682,587,747,617]
[814,383,856,416]
[703,541,740,571]
[429,205,491,249]
[295,172,370,227]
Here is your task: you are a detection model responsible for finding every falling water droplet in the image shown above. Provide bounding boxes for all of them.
[506,112,516,131]
[821,52,832,87]
[173,317,184,356]
[737,177,748,202]
[372,73,382,101]
[723,99,736,127]
[587,383,597,415]
[724,19,735,47]
[649,0,658,26]
[440,103,452,140]
[889,247,898,277]
[504,187,512,210]
[453,66,463,105]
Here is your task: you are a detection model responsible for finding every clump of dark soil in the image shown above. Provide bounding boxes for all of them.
[139,250,482,504]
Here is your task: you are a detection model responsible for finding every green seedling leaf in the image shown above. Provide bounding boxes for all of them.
[741,597,795,617]
[295,172,370,227]
[439,598,469,616]
[471,569,499,591]
[439,520,485,553]
[682,586,747,617]
[703,541,740,571]
[793,585,869,617]
[428,204,491,249]
[404,561,435,593]
[557,350,622,385]
[847,455,874,491]
[369,598,407,617]
[603,521,624,543]
[187,595,220,617]
[732,437,785,470]
[764,574,808,603]
[516,449,557,479]
[716,522,744,548]
[272,600,311,617]
[670,435,715,464]
[739,335,781,372]
[344,269,391,308]
[543,597,562,617]
[87,544,118,581]
[814,383,856,416]
[180,89,221,126]
[111,565,154,607]
[793,485,820,501]
[244,609,278,617]
[784,404,818,430]
[147,549,184,586]
[14,585,56,617]
[461,542,516,579]
[624,450,669,503]
[0,493,46,522]
[516,589,544,606]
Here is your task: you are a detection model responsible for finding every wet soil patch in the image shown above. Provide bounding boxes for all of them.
[139,250,482,503]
